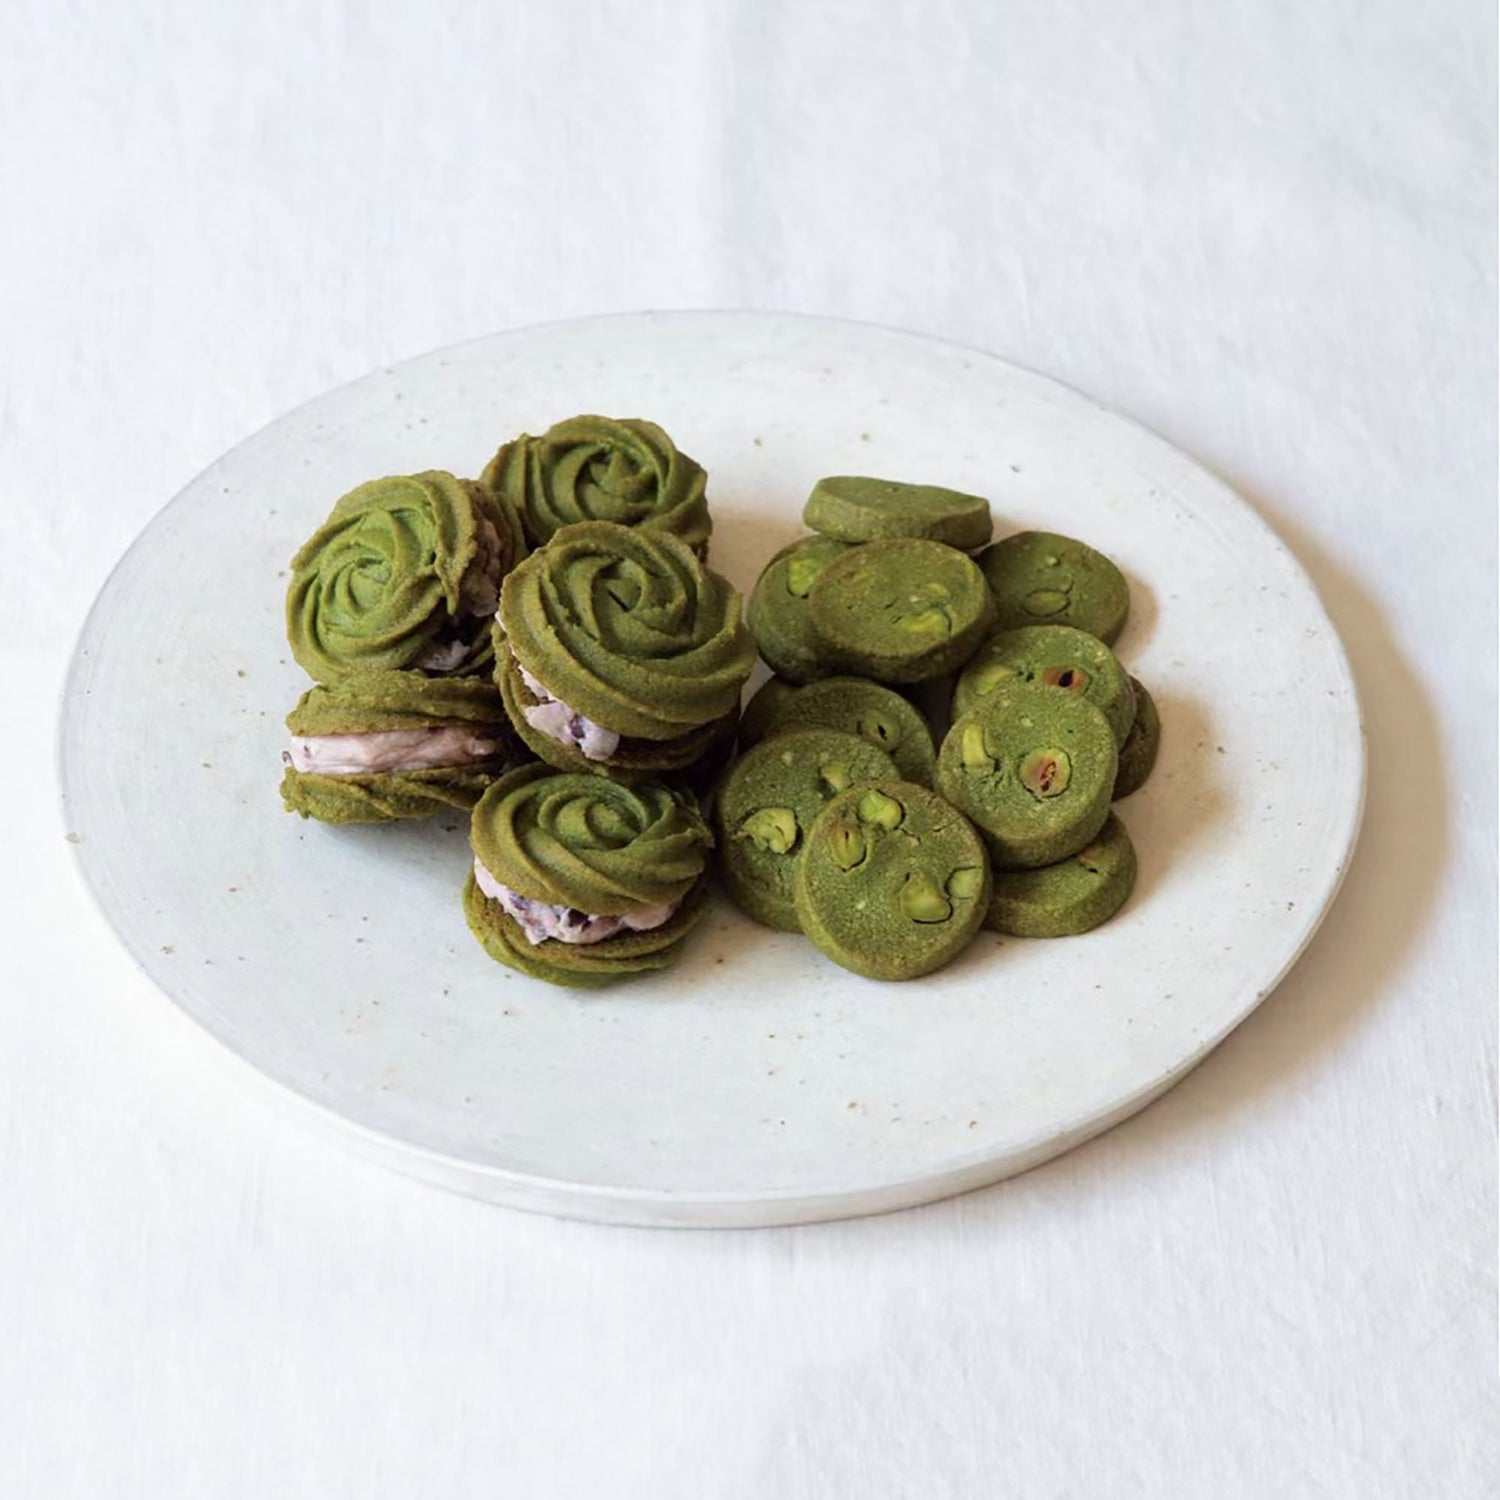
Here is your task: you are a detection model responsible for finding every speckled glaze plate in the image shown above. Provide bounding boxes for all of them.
[58,313,1365,1227]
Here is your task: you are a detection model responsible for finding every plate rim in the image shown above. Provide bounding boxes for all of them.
[56,308,1368,1224]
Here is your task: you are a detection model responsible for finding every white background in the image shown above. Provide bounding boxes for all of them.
[2,2,1495,1495]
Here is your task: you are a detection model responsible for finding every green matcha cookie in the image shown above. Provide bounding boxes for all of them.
[1113,676,1161,800]
[803,475,993,550]
[806,538,996,684]
[985,812,1137,937]
[714,729,898,931]
[936,681,1117,868]
[481,414,712,554]
[739,676,936,785]
[497,520,755,775]
[280,670,520,824]
[496,639,738,781]
[745,535,857,684]
[976,530,1130,645]
[793,781,991,981]
[738,675,798,745]
[465,766,713,988]
[286,471,525,682]
[952,625,1136,747]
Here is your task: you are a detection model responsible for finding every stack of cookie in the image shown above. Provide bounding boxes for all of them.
[282,416,754,988]
[279,470,528,823]
[727,476,1160,979]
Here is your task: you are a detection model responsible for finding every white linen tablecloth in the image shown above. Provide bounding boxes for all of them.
[2,2,1495,1495]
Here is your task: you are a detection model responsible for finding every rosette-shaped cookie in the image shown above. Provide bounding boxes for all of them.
[481,415,711,553]
[280,670,522,824]
[286,471,525,682]
[464,764,714,988]
[496,520,755,779]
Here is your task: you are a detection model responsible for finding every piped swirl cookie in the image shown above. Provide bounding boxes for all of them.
[481,414,712,554]
[286,471,525,682]
[465,765,714,988]
[496,520,755,778]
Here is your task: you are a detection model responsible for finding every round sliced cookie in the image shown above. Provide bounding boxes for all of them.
[806,538,996,684]
[984,812,1137,937]
[976,530,1130,645]
[714,728,898,931]
[746,534,857,684]
[1113,675,1161,799]
[280,670,520,824]
[739,676,936,785]
[793,781,991,981]
[465,766,714,988]
[936,680,1117,869]
[952,624,1135,747]
[803,475,993,549]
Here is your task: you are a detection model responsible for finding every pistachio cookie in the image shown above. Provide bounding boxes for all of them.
[1113,676,1161,799]
[793,781,991,981]
[286,471,526,682]
[496,520,755,779]
[714,729,898,931]
[985,812,1137,937]
[803,475,993,550]
[936,681,1117,868]
[481,414,711,554]
[806,538,996,684]
[465,766,713,988]
[976,530,1130,645]
[739,676,936,785]
[953,625,1136,747]
[745,534,856,684]
[280,671,520,824]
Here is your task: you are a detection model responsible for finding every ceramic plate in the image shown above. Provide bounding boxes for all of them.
[58,312,1364,1227]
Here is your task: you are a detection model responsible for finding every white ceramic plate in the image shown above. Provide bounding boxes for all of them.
[59,312,1364,1227]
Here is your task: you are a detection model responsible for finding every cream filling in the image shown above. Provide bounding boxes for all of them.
[517,665,622,762]
[284,726,506,776]
[473,858,677,947]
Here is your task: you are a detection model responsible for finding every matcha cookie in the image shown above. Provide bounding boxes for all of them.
[985,812,1137,937]
[793,781,991,981]
[497,520,756,778]
[497,639,738,781]
[976,530,1130,645]
[1113,676,1161,799]
[465,765,713,988]
[738,675,798,745]
[481,414,711,554]
[936,681,1117,868]
[806,538,996,684]
[739,676,936,785]
[803,475,993,550]
[280,670,520,824]
[745,535,856,684]
[714,729,898,931]
[286,470,525,682]
[953,625,1136,747]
